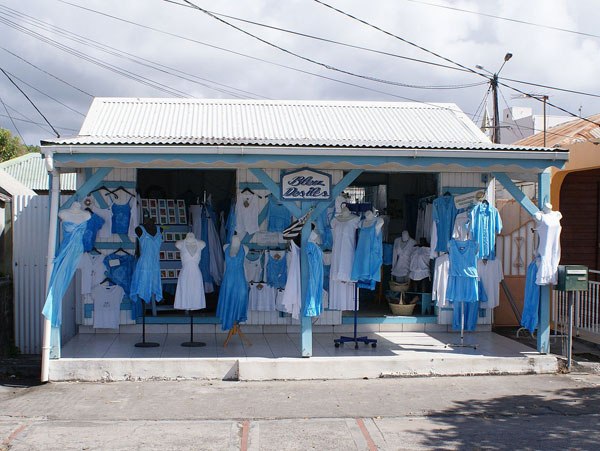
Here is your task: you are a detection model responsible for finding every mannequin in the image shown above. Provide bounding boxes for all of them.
[176,232,206,256]
[534,202,554,221]
[59,201,91,224]
[533,202,562,285]
[392,230,416,281]
[401,230,410,242]
[335,206,354,222]
[362,210,384,233]
[136,216,159,239]
[224,233,248,258]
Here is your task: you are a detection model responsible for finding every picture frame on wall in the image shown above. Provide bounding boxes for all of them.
[160,269,167,278]
[159,251,166,260]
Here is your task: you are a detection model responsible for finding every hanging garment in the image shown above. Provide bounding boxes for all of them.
[314,209,333,250]
[266,250,287,288]
[423,202,433,244]
[279,241,301,319]
[130,225,163,303]
[350,220,383,290]
[304,241,324,317]
[103,252,135,298]
[521,259,541,333]
[383,243,393,266]
[322,250,332,292]
[82,213,105,252]
[535,211,562,285]
[433,195,458,252]
[42,220,88,327]
[174,241,206,311]
[219,211,226,245]
[266,194,291,232]
[111,196,133,235]
[391,237,416,279]
[469,202,502,260]
[452,211,471,241]
[128,194,140,238]
[248,283,276,311]
[216,246,249,331]
[452,300,479,331]
[477,259,504,308]
[404,194,418,237]
[244,251,263,283]
[92,206,112,239]
[328,280,356,311]
[79,252,107,295]
[92,284,124,329]
[409,246,431,281]
[330,215,361,281]
[190,205,213,293]
[446,239,479,303]
[432,253,450,308]
[206,206,224,286]
[234,192,259,236]
[224,203,236,245]
[415,205,425,243]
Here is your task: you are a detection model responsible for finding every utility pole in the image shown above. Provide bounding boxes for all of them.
[478,53,512,144]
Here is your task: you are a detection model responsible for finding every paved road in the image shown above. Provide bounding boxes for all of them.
[1,373,599,450]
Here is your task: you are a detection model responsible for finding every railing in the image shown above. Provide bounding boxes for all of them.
[496,220,536,277]
[552,270,600,344]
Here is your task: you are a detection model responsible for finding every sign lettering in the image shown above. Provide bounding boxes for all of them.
[281,169,331,201]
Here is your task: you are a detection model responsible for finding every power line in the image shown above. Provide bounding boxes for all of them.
[0,95,26,144]
[311,0,600,128]
[0,5,267,100]
[3,102,59,135]
[0,112,78,132]
[404,0,600,40]
[498,86,526,140]
[0,67,60,137]
[499,76,600,99]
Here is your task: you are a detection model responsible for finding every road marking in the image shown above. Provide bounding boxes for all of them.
[240,420,249,451]
[356,418,377,451]
[2,423,29,446]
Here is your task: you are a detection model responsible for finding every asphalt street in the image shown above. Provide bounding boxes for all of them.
[1,373,599,450]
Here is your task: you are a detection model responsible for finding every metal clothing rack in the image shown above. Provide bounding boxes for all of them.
[334,283,377,349]
[445,302,478,350]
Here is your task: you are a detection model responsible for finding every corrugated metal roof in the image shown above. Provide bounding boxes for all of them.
[42,98,558,152]
[0,153,77,191]
[0,168,37,197]
[515,113,600,147]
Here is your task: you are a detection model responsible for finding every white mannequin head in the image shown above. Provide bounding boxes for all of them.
[186,232,195,240]
[340,206,350,217]
[543,202,553,213]
[364,210,374,219]
[401,230,409,242]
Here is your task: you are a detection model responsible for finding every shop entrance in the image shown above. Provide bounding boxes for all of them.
[342,171,438,319]
[137,169,236,318]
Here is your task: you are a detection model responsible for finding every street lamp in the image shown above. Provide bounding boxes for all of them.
[477,53,513,144]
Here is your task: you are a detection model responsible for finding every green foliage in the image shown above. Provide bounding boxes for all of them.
[0,127,38,162]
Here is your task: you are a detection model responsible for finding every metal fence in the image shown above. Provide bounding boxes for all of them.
[0,278,13,357]
[552,269,600,345]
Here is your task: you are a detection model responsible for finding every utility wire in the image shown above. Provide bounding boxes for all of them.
[498,86,526,140]
[404,0,600,40]
[0,5,267,99]
[0,67,60,137]
[0,95,26,144]
[499,76,600,99]
[1,69,85,116]
[0,47,93,97]
[173,0,486,90]
[0,113,78,132]
[311,0,600,127]
[3,102,61,134]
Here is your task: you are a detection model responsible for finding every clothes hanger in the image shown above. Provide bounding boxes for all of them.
[90,247,102,255]
[107,186,135,198]
[114,247,132,256]
[89,186,111,195]
[443,191,452,196]
[100,276,116,285]
[482,199,489,205]
[240,186,262,199]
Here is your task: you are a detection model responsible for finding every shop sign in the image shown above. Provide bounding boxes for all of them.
[454,189,486,209]
[280,168,331,201]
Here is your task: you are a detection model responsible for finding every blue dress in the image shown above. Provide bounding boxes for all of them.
[216,246,248,331]
[103,252,135,298]
[82,213,105,252]
[42,220,88,327]
[521,259,541,333]
[303,242,323,317]
[350,220,383,290]
[111,196,132,234]
[446,239,479,303]
[433,195,458,252]
[130,225,163,304]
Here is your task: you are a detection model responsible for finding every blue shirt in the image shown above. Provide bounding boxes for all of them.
[469,202,502,260]
[433,195,458,252]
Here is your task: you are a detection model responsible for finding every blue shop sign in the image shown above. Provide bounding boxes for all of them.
[280,168,331,201]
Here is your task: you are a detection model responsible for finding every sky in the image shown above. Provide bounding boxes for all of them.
[0,0,599,146]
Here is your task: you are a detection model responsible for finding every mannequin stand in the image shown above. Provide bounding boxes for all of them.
[135,303,160,348]
[335,284,377,349]
[223,322,252,347]
[445,302,477,350]
[181,310,206,347]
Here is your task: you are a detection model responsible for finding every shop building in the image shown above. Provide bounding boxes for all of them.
[36,98,567,379]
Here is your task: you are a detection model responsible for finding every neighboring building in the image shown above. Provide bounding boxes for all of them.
[500,106,573,145]
[0,153,76,194]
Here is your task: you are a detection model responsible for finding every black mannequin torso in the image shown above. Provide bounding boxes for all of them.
[135,219,159,257]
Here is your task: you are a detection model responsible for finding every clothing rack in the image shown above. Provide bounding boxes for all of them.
[334,284,377,349]
[445,302,478,350]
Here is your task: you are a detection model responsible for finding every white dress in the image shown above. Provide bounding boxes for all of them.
[477,259,503,308]
[391,237,416,279]
[535,211,562,285]
[278,241,301,319]
[432,253,450,307]
[234,192,260,236]
[174,242,206,310]
[330,215,360,281]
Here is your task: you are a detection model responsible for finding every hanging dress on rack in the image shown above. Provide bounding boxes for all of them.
[174,241,206,310]
[190,205,214,293]
[535,211,562,285]
[446,239,479,331]
[42,220,88,327]
[110,196,133,235]
[303,241,324,317]
[328,215,360,310]
[205,205,224,286]
[278,241,301,319]
[130,225,163,304]
[216,246,249,331]
[350,220,383,290]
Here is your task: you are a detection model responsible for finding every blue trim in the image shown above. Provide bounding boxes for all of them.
[492,172,540,217]
[54,153,566,171]
[137,316,221,324]
[62,167,112,209]
[84,299,133,318]
[441,186,483,194]
[342,316,437,324]
[93,242,135,250]
[280,167,332,201]
[537,171,551,354]
[249,168,303,217]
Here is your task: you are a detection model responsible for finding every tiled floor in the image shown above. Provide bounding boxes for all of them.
[61,331,541,360]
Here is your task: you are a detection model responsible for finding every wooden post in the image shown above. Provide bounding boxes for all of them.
[537,170,551,354]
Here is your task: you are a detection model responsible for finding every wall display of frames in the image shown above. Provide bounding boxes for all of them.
[141,199,187,225]
[160,269,181,279]
[164,232,188,242]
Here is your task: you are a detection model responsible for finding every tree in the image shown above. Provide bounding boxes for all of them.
[0,127,39,162]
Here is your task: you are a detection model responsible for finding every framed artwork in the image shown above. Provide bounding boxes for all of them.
[175,251,181,260]
[149,199,157,208]
[158,199,166,208]
[159,251,166,260]
[166,251,174,260]
[160,270,167,278]
[167,269,176,278]
[167,199,175,207]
